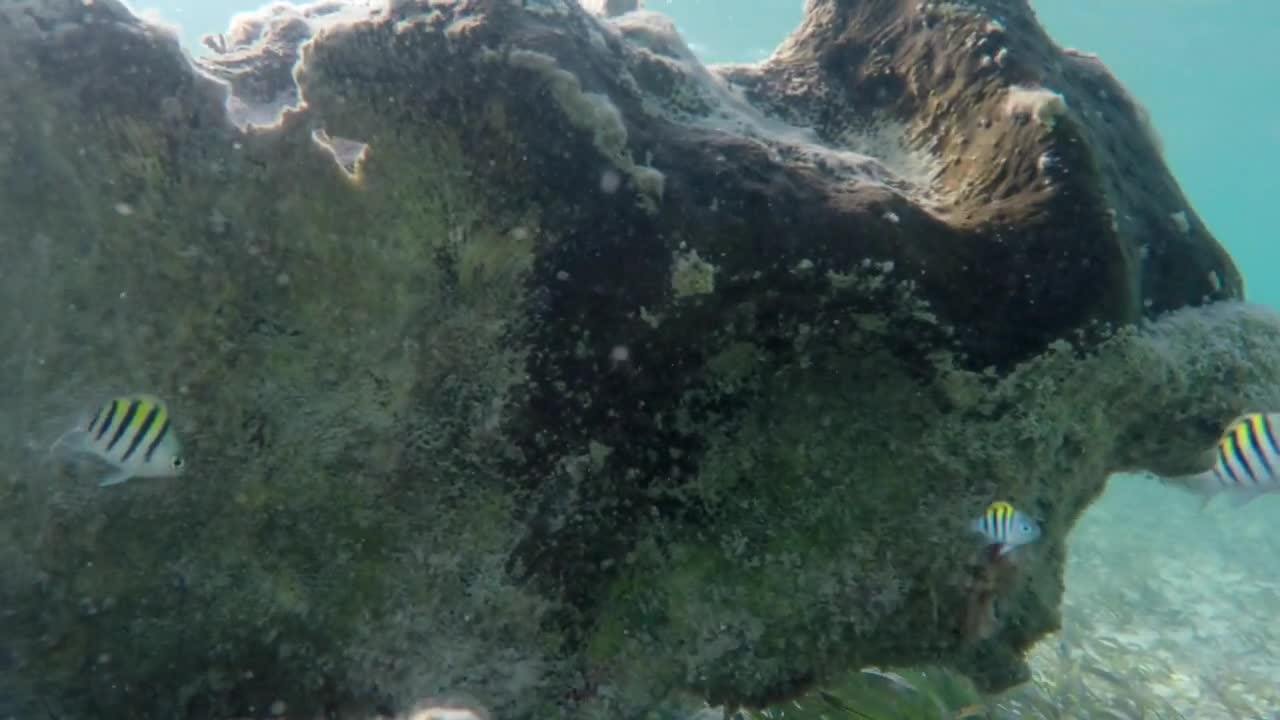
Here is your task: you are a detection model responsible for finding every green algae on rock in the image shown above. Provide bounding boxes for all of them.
[0,0,1274,718]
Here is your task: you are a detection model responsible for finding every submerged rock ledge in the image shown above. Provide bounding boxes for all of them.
[0,0,1273,718]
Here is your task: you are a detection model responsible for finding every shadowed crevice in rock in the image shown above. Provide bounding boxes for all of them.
[0,0,1271,718]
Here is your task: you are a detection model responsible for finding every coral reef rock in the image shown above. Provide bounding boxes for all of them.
[0,0,1275,718]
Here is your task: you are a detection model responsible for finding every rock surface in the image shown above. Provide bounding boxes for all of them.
[0,0,1275,718]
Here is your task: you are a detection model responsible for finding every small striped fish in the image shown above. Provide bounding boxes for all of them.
[51,394,185,487]
[970,500,1040,557]
[1166,412,1280,508]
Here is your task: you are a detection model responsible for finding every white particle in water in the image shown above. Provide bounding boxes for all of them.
[600,169,622,194]
[209,209,229,235]
[609,345,630,365]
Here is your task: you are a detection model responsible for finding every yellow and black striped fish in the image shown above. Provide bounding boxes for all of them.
[1167,412,1280,508]
[51,394,185,487]
[970,500,1041,556]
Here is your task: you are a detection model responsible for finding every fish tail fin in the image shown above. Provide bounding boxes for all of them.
[47,428,89,461]
[1159,470,1219,510]
[1196,493,1215,513]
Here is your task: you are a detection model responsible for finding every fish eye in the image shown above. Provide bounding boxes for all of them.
[172,457,185,469]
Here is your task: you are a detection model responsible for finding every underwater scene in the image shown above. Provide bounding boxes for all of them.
[1,0,1278,718]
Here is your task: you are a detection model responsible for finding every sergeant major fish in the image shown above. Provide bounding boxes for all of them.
[50,394,185,487]
[1164,412,1280,508]
[971,500,1040,557]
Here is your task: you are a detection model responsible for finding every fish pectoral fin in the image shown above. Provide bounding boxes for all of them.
[1163,471,1219,507]
[1226,491,1262,508]
[97,470,132,488]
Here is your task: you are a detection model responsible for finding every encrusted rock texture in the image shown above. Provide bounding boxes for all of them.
[0,0,1276,718]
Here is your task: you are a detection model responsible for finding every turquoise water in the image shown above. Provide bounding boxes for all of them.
[19,1,1280,717]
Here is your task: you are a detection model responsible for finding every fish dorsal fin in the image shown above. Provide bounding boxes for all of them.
[1201,413,1260,463]
[1219,412,1261,442]
[123,393,167,409]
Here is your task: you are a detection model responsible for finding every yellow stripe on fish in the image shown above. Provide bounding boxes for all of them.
[971,500,1040,557]
[1163,412,1280,510]
[1198,409,1280,491]
[1213,412,1280,488]
[56,393,186,487]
